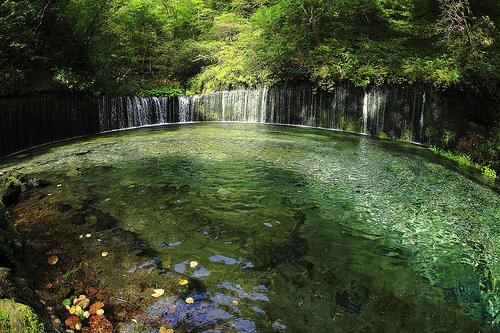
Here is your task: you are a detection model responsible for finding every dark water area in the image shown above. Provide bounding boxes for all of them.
[1,123,499,332]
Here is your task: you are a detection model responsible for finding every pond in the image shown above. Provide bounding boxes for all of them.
[2,123,499,332]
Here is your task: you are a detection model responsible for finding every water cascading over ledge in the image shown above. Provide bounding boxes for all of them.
[0,84,489,157]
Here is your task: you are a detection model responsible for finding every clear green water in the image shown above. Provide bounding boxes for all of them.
[2,123,499,332]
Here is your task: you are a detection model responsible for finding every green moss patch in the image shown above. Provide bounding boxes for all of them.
[0,299,49,333]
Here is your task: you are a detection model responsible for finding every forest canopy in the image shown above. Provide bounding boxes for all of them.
[0,0,498,96]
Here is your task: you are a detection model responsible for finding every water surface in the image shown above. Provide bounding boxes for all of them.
[2,123,499,332]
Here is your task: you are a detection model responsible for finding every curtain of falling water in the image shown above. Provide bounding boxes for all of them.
[0,84,488,158]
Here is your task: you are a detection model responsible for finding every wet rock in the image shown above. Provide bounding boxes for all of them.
[335,290,362,314]
[25,178,50,190]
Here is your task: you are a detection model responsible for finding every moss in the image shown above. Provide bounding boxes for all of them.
[377,131,390,140]
[0,173,25,205]
[0,299,51,333]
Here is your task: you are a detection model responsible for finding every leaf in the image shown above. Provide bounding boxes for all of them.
[65,315,81,330]
[63,299,71,307]
[89,301,105,315]
[160,327,175,333]
[178,279,188,286]
[189,261,198,268]
[47,255,58,265]
[90,314,113,333]
[151,288,165,298]
[101,252,109,257]
[185,297,194,304]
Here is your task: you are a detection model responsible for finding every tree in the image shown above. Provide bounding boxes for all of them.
[437,0,473,45]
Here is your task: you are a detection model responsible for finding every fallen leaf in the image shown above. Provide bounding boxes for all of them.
[160,327,175,333]
[185,297,194,304]
[83,311,90,319]
[47,255,58,265]
[131,319,138,324]
[189,261,198,268]
[101,252,109,257]
[74,295,90,310]
[65,315,81,330]
[69,306,76,314]
[45,282,53,289]
[151,288,165,298]
[89,301,105,315]
[90,315,113,333]
[96,309,105,316]
[63,299,72,307]
[86,233,91,238]
[178,279,188,286]
[232,300,239,305]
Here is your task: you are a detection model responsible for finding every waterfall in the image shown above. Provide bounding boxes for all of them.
[2,84,488,158]
[362,92,369,134]
[420,92,426,142]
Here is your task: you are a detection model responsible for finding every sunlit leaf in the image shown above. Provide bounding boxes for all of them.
[47,255,58,265]
[151,288,165,297]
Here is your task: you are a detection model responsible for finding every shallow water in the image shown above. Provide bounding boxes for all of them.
[2,123,499,332]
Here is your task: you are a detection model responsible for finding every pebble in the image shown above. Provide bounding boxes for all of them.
[264,223,273,228]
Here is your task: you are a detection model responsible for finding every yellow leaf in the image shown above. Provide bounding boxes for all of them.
[185,297,194,304]
[189,261,198,268]
[159,327,174,333]
[101,252,109,257]
[151,288,165,298]
[96,309,105,316]
[232,300,239,305]
[178,279,188,286]
[69,306,76,314]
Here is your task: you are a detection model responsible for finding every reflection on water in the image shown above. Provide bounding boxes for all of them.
[2,123,499,332]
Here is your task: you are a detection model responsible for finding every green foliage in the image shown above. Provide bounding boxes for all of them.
[429,146,497,183]
[140,87,184,96]
[0,0,498,96]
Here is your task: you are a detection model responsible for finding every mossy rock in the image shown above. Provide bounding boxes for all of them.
[0,173,25,205]
[0,299,52,333]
